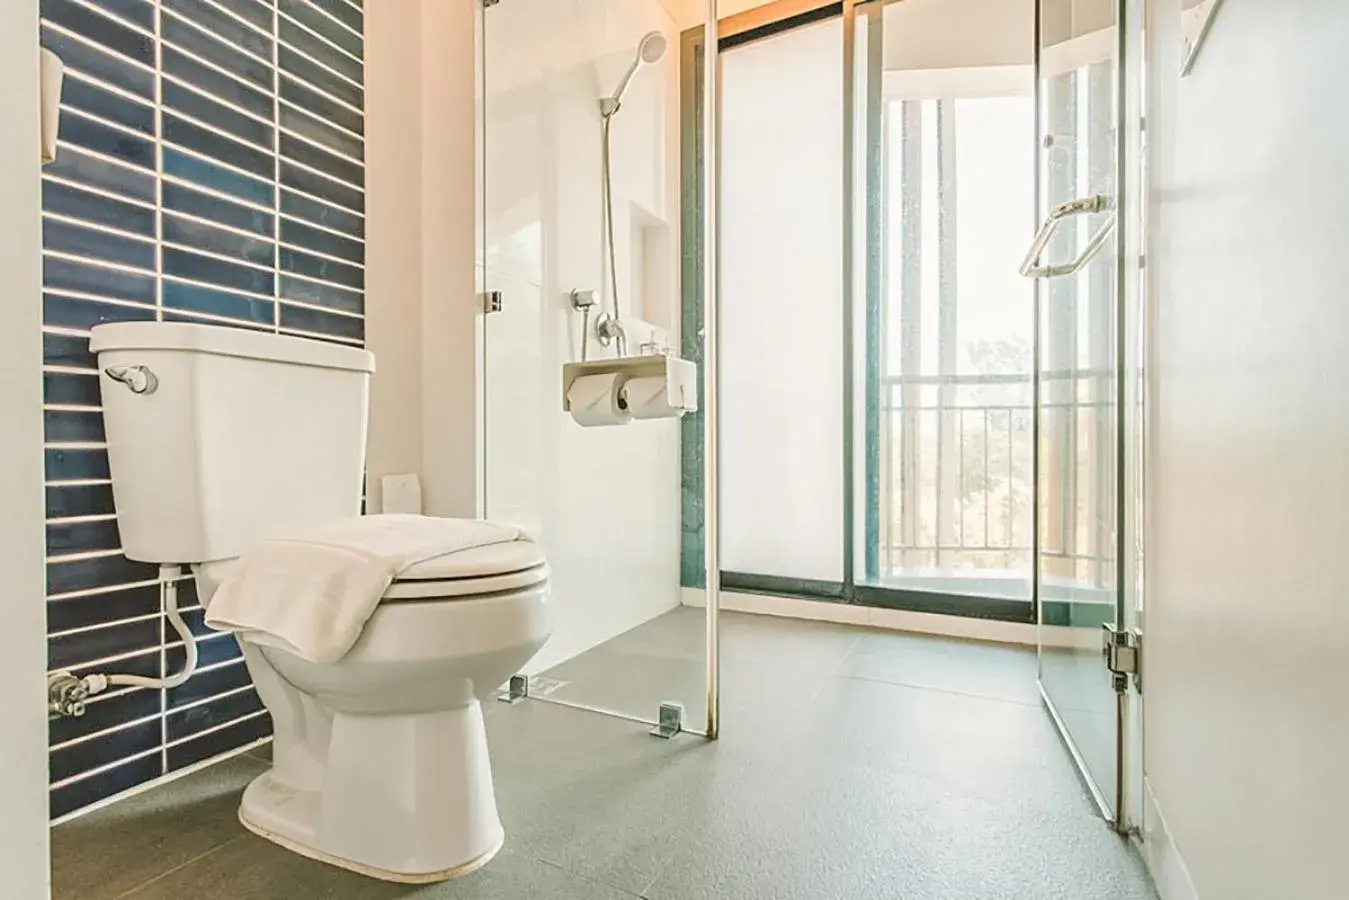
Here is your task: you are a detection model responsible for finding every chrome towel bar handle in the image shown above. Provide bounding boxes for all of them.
[1020,193,1116,279]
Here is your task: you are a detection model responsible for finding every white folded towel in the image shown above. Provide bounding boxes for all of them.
[204,515,525,664]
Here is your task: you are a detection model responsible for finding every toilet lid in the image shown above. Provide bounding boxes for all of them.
[196,540,549,603]
[383,540,549,601]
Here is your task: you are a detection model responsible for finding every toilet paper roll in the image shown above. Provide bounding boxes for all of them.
[568,372,632,426]
[623,375,684,420]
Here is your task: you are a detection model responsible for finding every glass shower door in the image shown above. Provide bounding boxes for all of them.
[1032,0,1138,828]
[479,0,710,735]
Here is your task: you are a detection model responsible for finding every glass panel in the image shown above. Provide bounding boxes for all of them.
[719,16,845,583]
[480,0,706,731]
[1035,0,1124,818]
[853,0,1036,606]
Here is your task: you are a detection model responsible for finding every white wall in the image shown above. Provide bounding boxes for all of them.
[482,0,684,672]
[365,0,480,519]
[0,1,54,895]
[1144,1,1349,898]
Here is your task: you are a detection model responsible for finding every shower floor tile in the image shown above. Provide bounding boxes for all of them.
[51,609,1157,900]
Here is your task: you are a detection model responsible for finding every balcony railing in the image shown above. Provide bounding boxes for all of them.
[876,369,1117,595]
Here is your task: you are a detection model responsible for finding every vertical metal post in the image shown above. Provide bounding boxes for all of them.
[703,0,720,741]
[841,0,856,597]
[1110,0,1134,835]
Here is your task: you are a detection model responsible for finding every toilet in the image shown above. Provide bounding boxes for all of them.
[90,321,552,884]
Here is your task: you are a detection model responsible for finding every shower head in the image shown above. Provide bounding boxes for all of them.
[601,31,669,119]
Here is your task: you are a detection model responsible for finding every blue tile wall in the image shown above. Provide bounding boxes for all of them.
[41,0,364,820]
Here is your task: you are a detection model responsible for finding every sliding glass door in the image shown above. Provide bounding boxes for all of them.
[853,0,1038,617]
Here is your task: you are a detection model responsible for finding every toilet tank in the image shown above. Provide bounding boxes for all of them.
[90,322,375,564]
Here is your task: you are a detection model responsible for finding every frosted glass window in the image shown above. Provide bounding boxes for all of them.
[719,18,844,582]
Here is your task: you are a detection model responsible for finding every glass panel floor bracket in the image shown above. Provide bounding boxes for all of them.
[649,702,684,740]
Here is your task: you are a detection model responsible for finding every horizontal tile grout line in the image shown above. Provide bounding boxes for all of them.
[46,547,125,564]
[279,210,365,242]
[277,120,366,170]
[277,239,365,270]
[277,9,364,70]
[43,248,157,279]
[159,6,275,75]
[42,171,157,214]
[42,365,99,377]
[47,646,242,683]
[43,512,118,526]
[165,709,269,750]
[277,70,365,122]
[39,19,157,76]
[158,207,273,242]
[279,298,365,319]
[46,140,152,182]
[42,289,156,312]
[46,645,159,678]
[186,0,279,47]
[48,745,162,791]
[282,267,365,293]
[164,681,255,717]
[282,182,366,220]
[43,402,102,413]
[48,611,164,641]
[57,105,155,145]
[49,710,165,754]
[47,0,154,41]
[277,95,365,145]
[159,172,274,217]
[43,211,157,245]
[159,239,280,277]
[276,32,365,98]
[60,67,157,110]
[160,71,277,129]
[280,154,365,200]
[156,140,273,193]
[48,578,161,602]
[285,0,365,44]
[159,32,276,100]
[162,106,277,158]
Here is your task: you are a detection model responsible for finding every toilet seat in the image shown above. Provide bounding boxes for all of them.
[196,537,549,603]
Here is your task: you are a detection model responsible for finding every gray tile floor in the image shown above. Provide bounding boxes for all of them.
[52,609,1157,900]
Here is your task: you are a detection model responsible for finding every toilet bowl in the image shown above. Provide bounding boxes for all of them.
[89,321,554,882]
[195,540,551,883]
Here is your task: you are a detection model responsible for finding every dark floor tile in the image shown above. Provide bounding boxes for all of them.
[50,753,266,900]
[121,839,641,899]
[787,675,1098,817]
[644,754,1155,900]
[486,701,750,896]
[837,629,1041,704]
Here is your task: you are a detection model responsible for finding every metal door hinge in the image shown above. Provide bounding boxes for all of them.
[481,290,503,314]
[1102,625,1142,693]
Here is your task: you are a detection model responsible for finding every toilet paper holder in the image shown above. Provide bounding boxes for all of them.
[562,355,697,418]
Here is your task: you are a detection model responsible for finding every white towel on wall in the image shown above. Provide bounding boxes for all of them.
[204,514,525,664]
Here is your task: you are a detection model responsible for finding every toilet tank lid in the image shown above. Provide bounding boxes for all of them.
[90,322,375,373]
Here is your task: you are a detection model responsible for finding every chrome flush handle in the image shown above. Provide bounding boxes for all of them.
[104,365,159,395]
